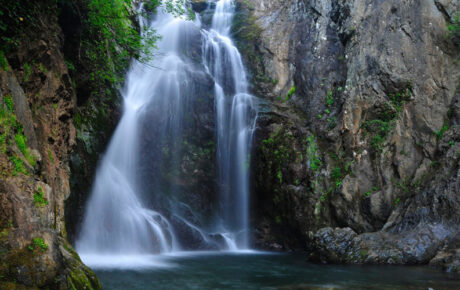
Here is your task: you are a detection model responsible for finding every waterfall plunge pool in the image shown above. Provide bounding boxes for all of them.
[92,252,460,289]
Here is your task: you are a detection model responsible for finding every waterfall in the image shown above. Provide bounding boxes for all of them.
[202,0,257,249]
[76,0,257,264]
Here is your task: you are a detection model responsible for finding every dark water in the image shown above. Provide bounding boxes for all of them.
[94,252,460,289]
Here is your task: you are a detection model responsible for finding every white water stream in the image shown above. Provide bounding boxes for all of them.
[76,0,257,267]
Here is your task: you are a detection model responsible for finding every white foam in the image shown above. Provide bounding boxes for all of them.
[80,254,177,270]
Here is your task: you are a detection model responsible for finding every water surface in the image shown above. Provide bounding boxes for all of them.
[94,252,460,289]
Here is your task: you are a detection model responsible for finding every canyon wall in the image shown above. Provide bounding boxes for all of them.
[236,0,460,272]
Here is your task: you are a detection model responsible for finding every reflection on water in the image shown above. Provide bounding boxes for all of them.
[94,253,460,289]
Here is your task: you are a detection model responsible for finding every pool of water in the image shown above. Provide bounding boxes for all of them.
[93,252,460,289]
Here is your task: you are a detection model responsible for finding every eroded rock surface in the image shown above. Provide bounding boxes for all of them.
[0,1,101,288]
[236,0,460,271]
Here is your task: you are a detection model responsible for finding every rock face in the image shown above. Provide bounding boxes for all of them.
[235,0,460,271]
[0,1,101,288]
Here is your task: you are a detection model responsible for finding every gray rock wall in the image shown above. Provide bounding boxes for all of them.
[238,0,460,270]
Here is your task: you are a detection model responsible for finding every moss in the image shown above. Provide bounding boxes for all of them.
[231,1,269,87]
[26,238,47,253]
[2,95,13,112]
[3,246,36,282]
[0,104,34,175]
[435,123,449,141]
[260,129,296,186]
[67,265,101,290]
[362,119,395,152]
[363,186,378,197]
[304,136,322,171]
[362,87,413,153]
[326,90,334,107]
[331,166,343,188]
[0,229,9,240]
[14,133,35,166]
[62,243,81,262]
[283,86,296,102]
[33,187,48,207]
[388,85,412,113]
[9,156,28,176]
[0,133,6,154]
[359,250,369,258]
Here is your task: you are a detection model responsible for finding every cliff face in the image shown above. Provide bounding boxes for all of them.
[238,0,460,271]
[0,1,105,288]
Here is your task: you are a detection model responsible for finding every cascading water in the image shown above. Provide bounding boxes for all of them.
[76,0,257,265]
[202,0,257,249]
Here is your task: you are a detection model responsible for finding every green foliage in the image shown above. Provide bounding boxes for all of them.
[394,197,401,206]
[2,95,13,112]
[82,0,158,84]
[0,103,34,175]
[326,90,333,107]
[435,123,449,141]
[260,130,295,186]
[284,86,296,102]
[327,116,336,129]
[29,237,48,252]
[277,170,282,183]
[33,187,48,207]
[275,216,282,224]
[231,0,264,83]
[9,156,28,176]
[48,149,54,163]
[364,186,378,197]
[0,51,7,71]
[14,133,35,166]
[65,60,75,71]
[0,1,46,52]
[362,85,413,153]
[305,136,322,171]
[73,112,82,129]
[38,63,47,74]
[0,133,6,154]
[331,166,343,188]
[447,12,460,46]
[0,108,14,154]
[23,63,31,82]
[362,119,394,151]
[388,85,412,113]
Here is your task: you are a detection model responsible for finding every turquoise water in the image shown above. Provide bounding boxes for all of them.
[94,252,460,289]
